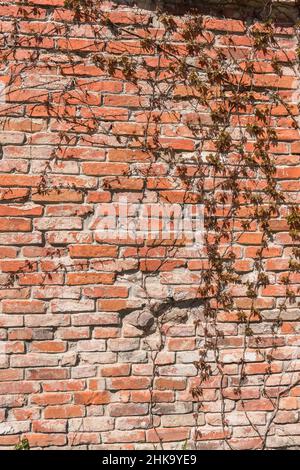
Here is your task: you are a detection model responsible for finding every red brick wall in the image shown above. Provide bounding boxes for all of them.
[0,0,299,450]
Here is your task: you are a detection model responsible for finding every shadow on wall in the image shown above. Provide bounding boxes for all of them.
[114,0,300,23]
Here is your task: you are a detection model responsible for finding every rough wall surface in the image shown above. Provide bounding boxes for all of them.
[0,0,300,450]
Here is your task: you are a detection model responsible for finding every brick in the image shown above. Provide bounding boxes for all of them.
[51,299,94,313]
[155,378,187,390]
[82,162,129,176]
[76,339,105,351]
[0,204,43,217]
[32,286,80,300]
[66,273,115,285]
[167,338,196,351]
[115,416,156,430]
[93,327,120,339]
[44,204,92,218]
[58,327,90,340]
[19,273,64,285]
[0,260,37,273]
[205,17,245,32]
[43,380,85,392]
[34,217,82,231]
[58,147,105,161]
[279,397,300,410]
[2,300,46,314]
[73,313,119,326]
[74,391,111,405]
[44,405,85,419]
[106,11,150,25]
[102,430,145,443]
[32,189,83,203]
[103,177,144,191]
[0,288,29,300]
[0,247,17,258]
[110,403,148,417]
[69,245,118,258]
[0,381,40,394]
[26,369,68,381]
[10,408,40,421]
[100,364,131,377]
[0,316,23,328]
[0,188,29,201]
[11,354,59,368]
[0,421,30,435]
[0,133,25,145]
[108,338,140,352]
[244,363,282,375]
[47,175,97,190]
[108,149,151,162]
[68,417,114,432]
[97,299,141,312]
[1,341,24,354]
[32,420,67,433]
[83,286,128,298]
[68,432,100,445]
[146,427,190,442]
[237,399,274,412]
[30,341,66,353]
[129,390,150,403]
[47,231,92,245]
[0,369,23,381]
[0,174,40,187]
[159,364,197,376]
[27,433,67,447]
[0,435,20,446]
[161,414,197,427]
[108,377,151,390]
[31,393,72,406]
[0,218,31,231]
[80,106,128,120]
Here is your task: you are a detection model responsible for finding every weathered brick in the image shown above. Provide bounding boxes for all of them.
[68,417,114,432]
[107,376,151,391]
[44,405,85,419]
[66,273,115,285]
[32,419,67,433]
[31,393,72,406]
[74,391,111,405]
[110,403,149,417]
[27,433,67,447]
[2,300,46,314]
[146,427,190,442]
